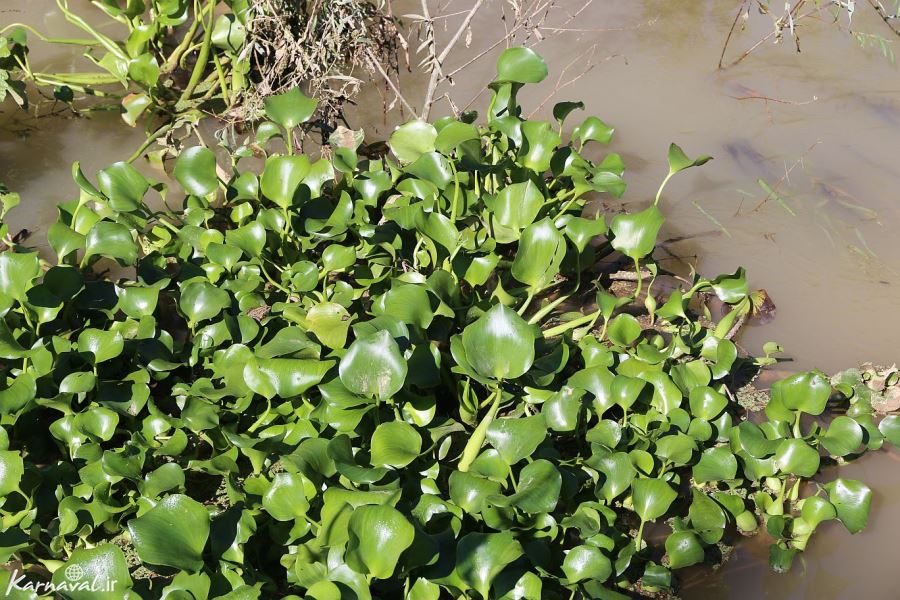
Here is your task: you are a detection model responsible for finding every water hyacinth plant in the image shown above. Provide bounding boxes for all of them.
[1,0,250,132]
[0,47,894,599]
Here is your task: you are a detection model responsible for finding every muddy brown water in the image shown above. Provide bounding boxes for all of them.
[2,1,899,597]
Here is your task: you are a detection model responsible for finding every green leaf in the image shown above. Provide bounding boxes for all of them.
[688,386,728,420]
[0,252,40,301]
[211,13,246,52]
[262,472,310,521]
[519,121,561,172]
[77,328,124,363]
[455,532,524,599]
[305,302,351,349]
[511,218,565,292]
[374,284,434,328]
[371,421,422,468]
[51,545,133,600]
[774,438,820,477]
[97,161,149,211]
[609,205,664,261]
[800,495,836,529]
[346,504,414,579]
[692,446,737,483]
[0,450,24,496]
[490,180,544,229]
[825,478,872,534]
[495,47,548,83]
[667,143,712,175]
[503,458,561,513]
[85,221,138,265]
[264,87,318,129]
[461,304,536,380]
[770,371,831,416]
[339,330,407,400]
[594,452,636,502]
[562,544,612,583]
[820,415,863,457]
[564,215,607,253]
[631,478,676,521]
[573,116,614,146]
[388,120,437,164]
[174,147,218,196]
[260,155,311,209]
[878,414,900,445]
[607,314,641,347]
[128,494,210,572]
[665,531,704,569]
[486,414,547,465]
[180,281,231,325]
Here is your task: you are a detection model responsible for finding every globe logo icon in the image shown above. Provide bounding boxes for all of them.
[64,564,84,581]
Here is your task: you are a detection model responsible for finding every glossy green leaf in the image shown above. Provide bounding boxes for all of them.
[371,421,422,468]
[455,532,524,599]
[388,120,437,164]
[665,531,704,569]
[609,205,664,261]
[461,304,535,380]
[774,439,820,477]
[631,478,677,521]
[495,47,548,83]
[128,494,210,572]
[51,545,133,600]
[85,221,138,265]
[511,218,565,292]
[260,155,310,208]
[346,504,414,579]
[563,544,612,583]
[825,478,872,534]
[264,88,318,129]
[174,147,218,196]
[339,330,407,400]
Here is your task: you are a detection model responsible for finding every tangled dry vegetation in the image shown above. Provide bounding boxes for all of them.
[238,0,402,123]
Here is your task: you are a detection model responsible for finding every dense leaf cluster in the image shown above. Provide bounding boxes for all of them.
[0,49,894,599]
[1,0,248,130]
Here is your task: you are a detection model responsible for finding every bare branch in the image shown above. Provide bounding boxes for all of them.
[366,48,418,118]
[420,0,486,120]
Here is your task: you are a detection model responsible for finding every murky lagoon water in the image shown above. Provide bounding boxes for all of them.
[2,1,899,597]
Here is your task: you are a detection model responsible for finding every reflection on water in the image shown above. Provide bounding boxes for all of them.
[2,0,899,597]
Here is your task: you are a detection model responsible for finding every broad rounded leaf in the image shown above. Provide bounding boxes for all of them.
[665,531,704,569]
[511,218,565,291]
[455,532,524,599]
[825,478,872,534]
[51,545,133,600]
[371,421,422,468]
[262,472,310,521]
[174,147,218,196]
[128,494,210,572]
[264,87,318,129]
[774,438,820,477]
[562,544,612,583]
[771,371,832,416]
[461,304,535,380]
[345,504,414,579]
[339,330,407,400]
[260,155,311,208]
[486,414,547,466]
[820,415,863,457]
[609,205,664,261]
[388,120,437,164]
[97,161,149,211]
[631,478,676,521]
[85,222,138,265]
[495,47,548,83]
